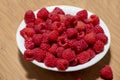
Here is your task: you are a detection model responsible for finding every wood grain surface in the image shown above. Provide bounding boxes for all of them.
[0,0,120,80]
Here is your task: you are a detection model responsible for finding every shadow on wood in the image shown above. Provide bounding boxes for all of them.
[18,49,111,80]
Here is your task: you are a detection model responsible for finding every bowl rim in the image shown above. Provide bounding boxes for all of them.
[16,5,111,72]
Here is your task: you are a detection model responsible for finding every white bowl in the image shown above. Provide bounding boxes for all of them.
[16,5,111,72]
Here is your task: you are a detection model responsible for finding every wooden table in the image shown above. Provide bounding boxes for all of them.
[0,0,120,80]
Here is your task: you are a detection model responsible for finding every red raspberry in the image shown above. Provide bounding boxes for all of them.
[48,30,59,42]
[56,59,69,70]
[48,13,60,22]
[34,22,46,33]
[94,25,104,33]
[26,22,34,28]
[73,39,88,52]
[34,18,44,25]
[100,65,113,80]
[52,22,66,33]
[65,14,76,27]
[70,58,78,66]
[37,8,49,20]
[68,39,76,49]
[86,48,96,59]
[62,48,76,62]
[52,7,65,15]
[57,36,68,48]
[59,14,66,23]
[48,44,58,55]
[96,33,108,44]
[84,32,96,44]
[88,15,99,26]
[77,51,90,64]
[66,28,78,38]
[93,40,104,53]
[46,19,52,30]
[24,10,35,24]
[75,21,87,31]
[24,49,34,61]
[32,34,43,46]
[20,28,35,39]
[56,47,64,58]
[76,10,88,20]
[77,31,85,40]
[85,23,94,33]
[33,48,45,62]
[44,52,57,67]
[42,32,49,43]
[40,43,50,51]
[25,38,35,49]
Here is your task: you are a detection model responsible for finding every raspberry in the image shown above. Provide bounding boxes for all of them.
[20,28,35,39]
[65,14,75,27]
[24,49,34,61]
[26,22,34,28]
[24,10,35,24]
[40,43,50,51]
[84,32,96,44]
[37,8,49,20]
[56,47,64,58]
[93,40,104,53]
[62,48,76,62]
[48,44,58,55]
[44,52,57,67]
[94,25,104,33]
[57,36,68,48]
[73,39,88,52]
[89,15,99,26]
[48,30,59,42]
[75,21,87,31]
[66,28,78,38]
[70,58,78,66]
[77,31,85,40]
[85,23,94,33]
[48,13,60,22]
[25,38,35,49]
[77,51,90,64]
[100,65,113,80]
[76,10,88,20]
[32,34,43,46]
[34,22,46,33]
[34,18,44,25]
[59,14,66,23]
[68,39,76,49]
[46,19,52,30]
[42,32,49,43]
[86,48,95,59]
[96,33,108,44]
[33,48,45,62]
[52,22,66,33]
[56,59,69,70]
[52,7,65,15]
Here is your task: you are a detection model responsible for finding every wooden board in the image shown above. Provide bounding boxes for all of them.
[0,0,120,80]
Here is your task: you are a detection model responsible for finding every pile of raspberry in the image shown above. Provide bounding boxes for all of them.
[20,7,108,71]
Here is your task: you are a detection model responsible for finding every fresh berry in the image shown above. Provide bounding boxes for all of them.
[34,22,46,33]
[52,7,65,15]
[57,36,68,48]
[56,47,64,58]
[20,27,35,39]
[24,49,34,61]
[48,30,59,42]
[93,40,104,53]
[34,18,44,25]
[70,58,78,66]
[86,48,96,59]
[77,51,90,64]
[66,28,78,38]
[85,23,94,33]
[33,48,45,62]
[84,32,96,44]
[96,33,108,44]
[77,31,85,40]
[94,25,104,33]
[62,48,76,62]
[26,22,34,28]
[44,52,57,67]
[40,43,50,51]
[65,14,75,27]
[100,65,113,80]
[37,8,49,20]
[32,34,43,46]
[49,44,58,55]
[89,15,99,25]
[75,21,87,31]
[56,59,69,70]
[76,10,88,20]
[48,13,60,22]
[25,38,35,49]
[24,10,35,24]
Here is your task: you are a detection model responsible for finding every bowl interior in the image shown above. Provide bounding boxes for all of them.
[16,5,110,72]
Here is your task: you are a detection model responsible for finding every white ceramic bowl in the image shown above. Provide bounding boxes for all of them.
[16,5,110,72]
